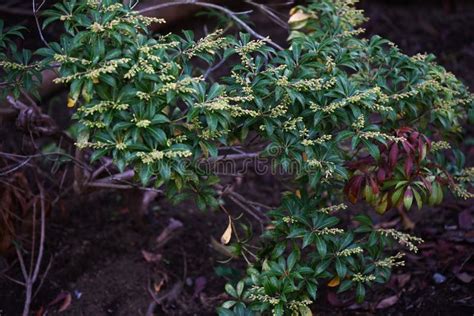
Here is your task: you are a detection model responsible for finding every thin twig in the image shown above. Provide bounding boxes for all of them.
[9,184,49,316]
[138,1,283,50]
[32,0,51,48]
[204,57,228,80]
[244,0,289,30]
[0,158,32,176]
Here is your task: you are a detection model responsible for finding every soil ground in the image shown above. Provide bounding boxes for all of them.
[1,1,474,315]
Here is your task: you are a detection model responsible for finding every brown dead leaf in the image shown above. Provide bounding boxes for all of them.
[48,291,72,313]
[455,272,473,283]
[58,293,72,313]
[156,218,183,247]
[154,279,165,293]
[376,295,399,309]
[67,97,76,108]
[327,276,340,287]
[220,216,232,245]
[295,190,302,199]
[142,250,162,263]
[288,10,310,23]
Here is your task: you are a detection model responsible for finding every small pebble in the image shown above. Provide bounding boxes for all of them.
[74,290,82,299]
[433,273,447,284]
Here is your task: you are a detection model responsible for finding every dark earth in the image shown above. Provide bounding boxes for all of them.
[1,0,474,315]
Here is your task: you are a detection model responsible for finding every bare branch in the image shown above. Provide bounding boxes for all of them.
[32,0,51,48]
[138,1,284,50]
[244,0,289,30]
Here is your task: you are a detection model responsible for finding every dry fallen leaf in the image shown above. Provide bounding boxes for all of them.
[455,272,473,283]
[67,97,76,108]
[376,295,399,309]
[48,291,72,312]
[58,293,72,313]
[221,216,233,245]
[327,276,340,287]
[295,189,302,199]
[142,250,162,263]
[154,279,165,293]
[288,10,310,24]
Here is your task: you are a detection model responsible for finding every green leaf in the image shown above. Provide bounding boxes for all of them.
[225,283,237,298]
[335,258,347,278]
[337,279,353,293]
[362,139,380,160]
[355,283,366,303]
[315,236,327,257]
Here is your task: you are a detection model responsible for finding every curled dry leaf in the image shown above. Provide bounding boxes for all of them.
[58,293,72,313]
[142,250,162,263]
[67,97,76,108]
[220,216,232,245]
[156,218,183,247]
[327,276,340,287]
[295,189,302,199]
[288,9,310,23]
[48,291,72,313]
[154,279,165,293]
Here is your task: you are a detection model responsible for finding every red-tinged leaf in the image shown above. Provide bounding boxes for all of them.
[376,295,399,309]
[377,168,386,182]
[401,140,414,154]
[403,186,414,210]
[417,139,426,161]
[369,177,380,194]
[398,127,413,134]
[346,175,364,203]
[409,131,419,142]
[348,192,358,204]
[389,143,399,167]
[425,137,432,150]
[404,156,414,177]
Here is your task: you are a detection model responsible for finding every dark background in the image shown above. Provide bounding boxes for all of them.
[0,1,473,315]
